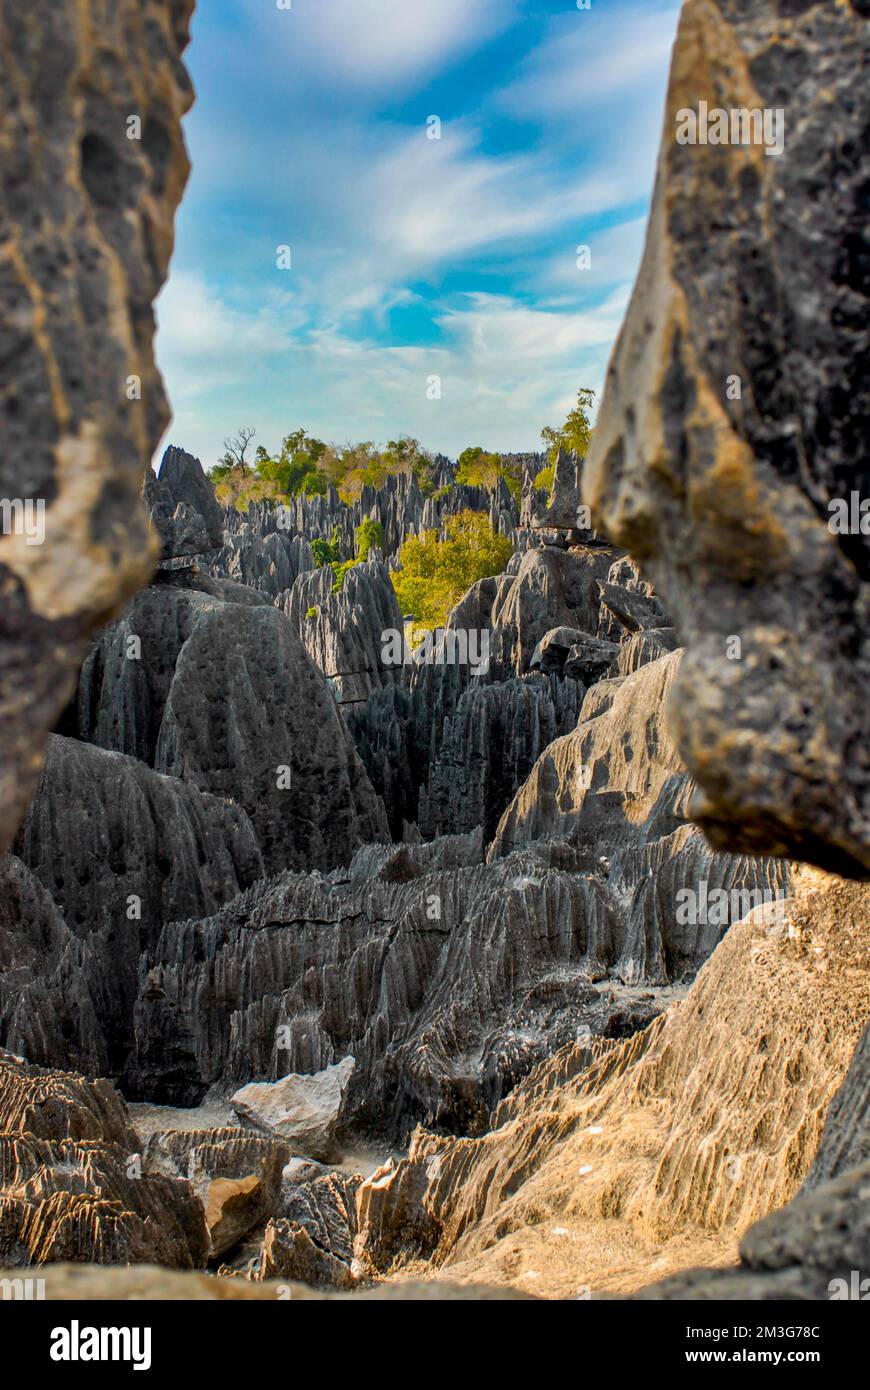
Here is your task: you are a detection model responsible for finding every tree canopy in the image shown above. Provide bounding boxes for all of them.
[541,387,595,462]
[391,510,512,632]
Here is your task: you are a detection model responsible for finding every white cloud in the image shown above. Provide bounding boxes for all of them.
[500,4,680,120]
[155,270,302,381]
[437,288,630,364]
[158,2,677,466]
[248,0,518,92]
[156,282,620,467]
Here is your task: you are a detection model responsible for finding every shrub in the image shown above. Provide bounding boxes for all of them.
[311,530,341,568]
[355,517,384,561]
[391,510,512,632]
[541,387,595,463]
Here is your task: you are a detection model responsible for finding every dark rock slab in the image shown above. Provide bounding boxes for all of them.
[154,603,389,873]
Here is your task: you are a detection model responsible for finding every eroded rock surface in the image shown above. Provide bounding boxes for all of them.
[0,1058,207,1269]
[352,872,870,1296]
[0,0,194,854]
[11,733,262,1074]
[584,0,870,878]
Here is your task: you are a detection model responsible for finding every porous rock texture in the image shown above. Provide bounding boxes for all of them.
[0,1058,207,1268]
[0,0,194,854]
[353,872,869,1297]
[584,0,870,879]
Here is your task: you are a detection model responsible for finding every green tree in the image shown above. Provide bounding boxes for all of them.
[311,528,341,568]
[534,463,555,499]
[391,510,512,632]
[256,428,329,496]
[355,517,384,560]
[456,447,521,505]
[541,387,595,463]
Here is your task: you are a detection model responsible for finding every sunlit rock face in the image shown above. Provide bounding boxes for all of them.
[0,0,195,855]
[584,0,870,879]
[0,1058,208,1269]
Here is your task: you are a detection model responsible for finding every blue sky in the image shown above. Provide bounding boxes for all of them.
[155,0,680,466]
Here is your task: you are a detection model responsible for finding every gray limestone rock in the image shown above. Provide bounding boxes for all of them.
[12,734,263,1074]
[0,0,194,855]
[154,603,389,873]
[584,0,870,878]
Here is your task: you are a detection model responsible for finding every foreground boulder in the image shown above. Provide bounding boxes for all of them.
[0,0,194,854]
[231,1058,355,1162]
[584,0,870,878]
[141,1126,290,1259]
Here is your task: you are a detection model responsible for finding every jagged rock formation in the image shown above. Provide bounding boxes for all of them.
[210,526,315,599]
[416,673,585,843]
[17,735,263,941]
[489,546,621,676]
[490,651,687,860]
[0,1058,207,1268]
[222,468,519,578]
[155,603,388,873]
[346,662,477,840]
[130,838,673,1128]
[141,1126,290,1259]
[346,544,675,841]
[584,0,870,879]
[0,855,110,1077]
[282,560,404,705]
[352,872,870,1296]
[74,586,389,874]
[130,748,787,1138]
[10,733,262,1075]
[257,1172,362,1289]
[145,447,225,562]
[0,0,194,855]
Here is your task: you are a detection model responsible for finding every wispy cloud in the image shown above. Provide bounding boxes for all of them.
[156,0,679,464]
[248,0,520,92]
